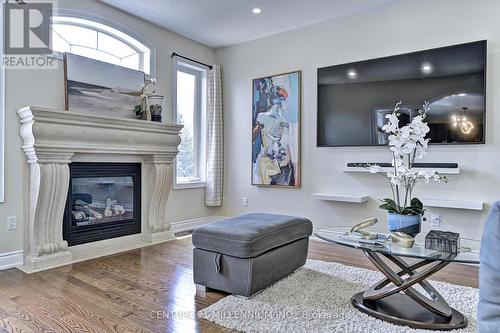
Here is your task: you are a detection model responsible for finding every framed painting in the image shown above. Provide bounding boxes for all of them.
[64,53,145,118]
[252,70,301,187]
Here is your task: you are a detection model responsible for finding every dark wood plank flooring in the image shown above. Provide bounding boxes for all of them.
[0,237,478,332]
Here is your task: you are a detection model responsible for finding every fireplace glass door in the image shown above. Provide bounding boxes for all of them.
[63,163,141,246]
[71,176,134,226]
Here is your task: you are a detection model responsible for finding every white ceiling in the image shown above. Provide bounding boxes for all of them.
[99,0,399,48]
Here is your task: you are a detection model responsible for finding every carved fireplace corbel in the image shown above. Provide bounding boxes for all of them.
[141,153,178,242]
[18,109,75,271]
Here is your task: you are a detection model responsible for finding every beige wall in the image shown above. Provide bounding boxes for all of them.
[0,0,216,254]
[215,0,500,242]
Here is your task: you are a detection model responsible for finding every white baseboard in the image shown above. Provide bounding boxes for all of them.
[0,250,24,270]
[69,233,153,265]
[171,215,227,233]
[17,215,226,273]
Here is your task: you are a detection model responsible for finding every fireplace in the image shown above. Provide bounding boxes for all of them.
[18,107,182,271]
[63,162,141,246]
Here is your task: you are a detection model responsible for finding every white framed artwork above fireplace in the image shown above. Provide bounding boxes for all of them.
[17,106,183,273]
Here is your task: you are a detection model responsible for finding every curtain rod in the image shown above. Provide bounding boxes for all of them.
[171,52,213,70]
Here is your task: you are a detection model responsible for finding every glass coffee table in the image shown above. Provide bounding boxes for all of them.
[314,227,480,331]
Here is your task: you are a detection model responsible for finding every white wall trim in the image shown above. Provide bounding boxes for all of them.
[173,181,206,190]
[171,215,227,233]
[0,251,24,271]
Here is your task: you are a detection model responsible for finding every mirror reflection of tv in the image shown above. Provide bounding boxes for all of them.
[317,40,486,147]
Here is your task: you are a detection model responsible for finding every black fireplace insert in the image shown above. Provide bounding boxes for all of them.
[63,162,141,246]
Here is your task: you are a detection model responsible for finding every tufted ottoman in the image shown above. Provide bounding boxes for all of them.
[192,213,312,297]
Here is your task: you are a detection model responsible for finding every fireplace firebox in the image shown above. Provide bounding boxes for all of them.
[63,162,141,246]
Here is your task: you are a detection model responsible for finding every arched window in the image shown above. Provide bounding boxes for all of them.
[51,16,152,75]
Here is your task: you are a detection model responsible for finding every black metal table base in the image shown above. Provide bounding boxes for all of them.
[351,293,467,331]
[351,250,469,331]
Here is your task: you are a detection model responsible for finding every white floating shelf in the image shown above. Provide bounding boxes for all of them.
[344,167,460,175]
[312,193,369,203]
[313,192,482,210]
[421,198,484,211]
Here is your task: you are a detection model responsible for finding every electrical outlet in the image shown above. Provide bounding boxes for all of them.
[242,197,249,207]
[430,214,441,227]
[7,216,17,231]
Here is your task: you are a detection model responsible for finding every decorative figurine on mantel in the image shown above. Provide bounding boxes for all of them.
[133,78,164,121]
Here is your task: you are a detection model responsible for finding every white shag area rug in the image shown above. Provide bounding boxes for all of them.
[198,259,478,333]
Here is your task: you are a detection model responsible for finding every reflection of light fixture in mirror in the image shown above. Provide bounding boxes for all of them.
[347,69,358,79]
[421,62,433,74]
[452,107,474,134]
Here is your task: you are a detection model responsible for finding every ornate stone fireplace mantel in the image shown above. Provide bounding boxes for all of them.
[17,106,182,272]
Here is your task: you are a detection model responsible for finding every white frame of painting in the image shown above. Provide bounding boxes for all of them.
[172,58,207,190]
[0,4,5,203]
[50,9,156,78]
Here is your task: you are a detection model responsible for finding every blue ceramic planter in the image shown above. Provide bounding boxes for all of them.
[387,212,421,236]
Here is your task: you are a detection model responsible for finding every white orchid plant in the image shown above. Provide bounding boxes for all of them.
[367,101,448,216]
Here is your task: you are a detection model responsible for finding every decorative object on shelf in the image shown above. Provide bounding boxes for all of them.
[348,162,459,168]
[64,53,145,119]
[366,101,448,236]
[148,94,164,122]
[391,231,415,248]
[252,71,301,187]
[425,230,460,253]
[133,79,157,121]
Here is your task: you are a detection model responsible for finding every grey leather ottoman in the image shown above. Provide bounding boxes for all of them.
[192,213,312,297]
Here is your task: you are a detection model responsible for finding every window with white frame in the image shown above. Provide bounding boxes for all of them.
[175,61,207,187]
[50,16,152,75]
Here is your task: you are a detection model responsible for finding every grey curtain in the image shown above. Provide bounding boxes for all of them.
[205,65,223,207]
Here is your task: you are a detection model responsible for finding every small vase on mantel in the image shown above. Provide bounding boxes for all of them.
[387,212,421,237]
[148,95,164,122]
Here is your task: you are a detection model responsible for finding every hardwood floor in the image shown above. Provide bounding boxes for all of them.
[0,237,478,333]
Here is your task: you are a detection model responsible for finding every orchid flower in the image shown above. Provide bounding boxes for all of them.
[367,101,448,215]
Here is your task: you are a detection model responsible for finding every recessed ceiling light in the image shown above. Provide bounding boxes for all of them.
[421,62,433,74]
[252,8,262,14]
[347,69,358,79]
